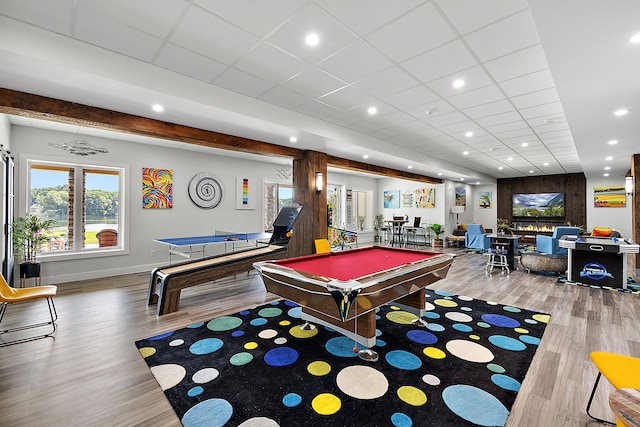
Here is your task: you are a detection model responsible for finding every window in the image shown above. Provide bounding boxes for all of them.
[263,182,293,231]
[28,160,123,256]
[327,185,341,228]
[351,190,373,230]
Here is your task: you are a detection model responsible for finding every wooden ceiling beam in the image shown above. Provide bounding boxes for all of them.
[0,88,442,183]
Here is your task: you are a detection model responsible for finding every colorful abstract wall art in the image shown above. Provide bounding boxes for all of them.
[479,191,492,209]
[415,188,435,208]
[401,190,414,208]
[236,177,255,209]
[383,190,400,209]
[594,185,626,208]
[142,168,173,209]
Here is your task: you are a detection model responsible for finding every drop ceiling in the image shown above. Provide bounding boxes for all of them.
[0,0,638,183]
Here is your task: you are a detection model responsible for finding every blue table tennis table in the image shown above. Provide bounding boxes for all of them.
[155,230,272,263]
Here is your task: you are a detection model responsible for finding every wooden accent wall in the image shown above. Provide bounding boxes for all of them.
[631,154,639,273]
[497,173,587,227]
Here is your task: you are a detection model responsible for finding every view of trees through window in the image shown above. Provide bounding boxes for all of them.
[29,163,121,253]
[263,182,293,231]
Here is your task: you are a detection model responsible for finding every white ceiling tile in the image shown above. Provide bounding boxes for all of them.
[265,3,357,64]
[317,85,375,111]
[464,10,541,62]
[314,0,425,36]
[475,111,523,128]
[281,67,346,98]
[434,0,528,35]
[213,67,274,97]
[354,66,419,97]
[171,7,259,65]
[1,0,74,35]
[446,85,505,110]
[365,2,456,62]
[382,85,439,110]
[235,42,308,84]
[519,101,564,120]
[155,43,227,82]
[405,99,456,120]
[378,111,417,127]
[75,7,163,62]
[317,40,393,83]
[463,100,514,119]
[511,88,560,110]
[78,0,189,39]
[194,0,305,38]
[401,40,478,83]
[499,69,555,97]
[483,44,548,82]
[485,120,528,134]
[423,111,467,127]
[426,66,494,98]
[258,85,308,109]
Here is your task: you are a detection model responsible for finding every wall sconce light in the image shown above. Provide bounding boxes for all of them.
[315,172,323,194]
[625,176,633,196]
[450,205,465,228]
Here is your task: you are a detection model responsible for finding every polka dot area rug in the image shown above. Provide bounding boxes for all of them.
[135,292,549,427]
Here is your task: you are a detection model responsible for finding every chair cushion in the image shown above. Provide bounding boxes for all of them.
[461,223,467,231]
[590,352,640,389]
[591,227,613,237]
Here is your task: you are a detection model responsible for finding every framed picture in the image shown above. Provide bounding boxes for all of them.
[383,190,400,209]
[479,191,492,209]
[455,188,466,207]
[401,190,413,208]
[236,177,256,209]
[415,188,435,208]
[594,186,626,208]
[142,168,173,209]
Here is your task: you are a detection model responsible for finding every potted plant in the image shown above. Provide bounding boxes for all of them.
[497,218,513,235]
[429,223,444,247]
[13,212,56,279]
[373,214,385,242]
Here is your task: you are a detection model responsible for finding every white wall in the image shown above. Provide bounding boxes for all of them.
[377,177,445,229]
[586,176,632,238]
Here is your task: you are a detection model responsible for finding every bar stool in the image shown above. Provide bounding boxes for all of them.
[486,243,510,274]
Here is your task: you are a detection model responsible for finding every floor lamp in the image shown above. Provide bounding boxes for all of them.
[451,205,465,229]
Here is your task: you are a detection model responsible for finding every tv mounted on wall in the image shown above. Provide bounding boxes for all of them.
[512,193,565,218]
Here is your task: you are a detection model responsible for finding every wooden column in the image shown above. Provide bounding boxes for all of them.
[288,151,327,258]
[631,154,640,275]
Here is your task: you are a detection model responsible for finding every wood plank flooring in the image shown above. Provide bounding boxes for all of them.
[1,247,638,426]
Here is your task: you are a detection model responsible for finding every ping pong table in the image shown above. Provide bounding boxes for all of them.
[155,230,272,263]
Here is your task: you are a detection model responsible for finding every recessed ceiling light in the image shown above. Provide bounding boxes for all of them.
[543,162,549,166]
[604,173,610,177]
[152,104,164,112]
[521,142,528,147]
[604,166,611,170]
[614,108,629,116]
[305,33,319,46]
[608,139,618,145]
[463,151,469,155]
[498,166,504,170]
[529,170,534,173]
[363,154,369,159]
[408,165,413,169]
[452,79,465,89]
[606,156,613,161]
[465,131,473,137]
[507,157,513,161]
[437,172,442,176]
[460,178,464,181]
[630,33,640,43]
[367,106,377,115]
[475,181,480,185]
[289,136,297,143]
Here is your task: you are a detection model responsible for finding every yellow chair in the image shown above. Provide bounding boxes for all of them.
[0,274,58,347]
[586,351,640,425]
[314,239,332,254]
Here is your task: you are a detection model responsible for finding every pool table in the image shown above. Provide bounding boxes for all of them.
[253,246,454,348]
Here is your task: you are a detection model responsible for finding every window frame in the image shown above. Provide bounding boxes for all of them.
[19,153,129,261]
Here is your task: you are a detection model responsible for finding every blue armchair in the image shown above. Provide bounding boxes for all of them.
[536,226,580,255]
[465,224,491,252]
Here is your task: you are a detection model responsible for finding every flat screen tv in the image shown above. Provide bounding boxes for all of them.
[512,193,565,218]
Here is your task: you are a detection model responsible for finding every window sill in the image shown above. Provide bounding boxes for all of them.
[38,247,128,262]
